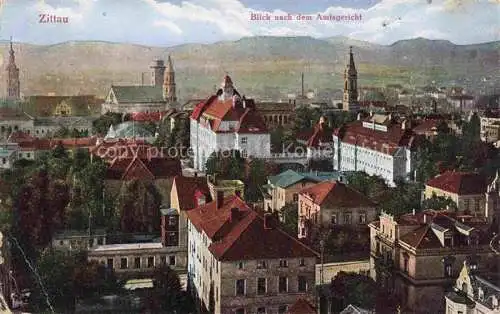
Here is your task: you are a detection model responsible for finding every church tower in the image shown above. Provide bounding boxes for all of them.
[163,55,176,102]
[5,37,20,100]
[342,46,358,111]
[151,59,166,87]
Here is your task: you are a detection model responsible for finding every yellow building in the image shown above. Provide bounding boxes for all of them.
[424,171,487,215]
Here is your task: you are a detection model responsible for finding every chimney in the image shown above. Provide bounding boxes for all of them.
[264,213,275,230]
[230,207,239,222]
[216,191,224,209]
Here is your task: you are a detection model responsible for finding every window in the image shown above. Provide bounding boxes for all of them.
[475,198,481,212]
[344,212,352,224]
[168,216,177,226]
[403,256,409,273]
[1,158,5,164]
[359,212,366,224]
[107,258,113,269]
[120,258,128,269]
[134,257,141,269]
[301,228,305,237]
[257,278,266,295]
[235,309,245,314]
[97,237,103,245]
[299,258,305,266]
[236,279,245,296]
[257,307,266,314]
[238,262,244,269]
[279,260,288,268]
[278,305,288,314]
[445,264,452,277]
[331,214,337,225]
[464,199,470,210]
[169,256,176,266]
[147,256,155,268]
[240,137,247,145]
[298,276,307,292]
[257,260,267,269]
[88,239,94,247]
[293,193,298,202]
[160,256,167,265]
[278,277,288,293]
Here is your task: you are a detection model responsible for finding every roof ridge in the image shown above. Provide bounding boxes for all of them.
[270,218,319,257]
[121,156,154,180]
[215,210,258,258]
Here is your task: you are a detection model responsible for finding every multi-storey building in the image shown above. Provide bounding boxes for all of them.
[262,169,342,213]
[254,101,295,130]
[186,194,317,314]
[369,210,497,313]
[445,260,500,314]
[190,75,270,171]
[298,180,376,239]
[424,171,489,217]
[333,113,420,186]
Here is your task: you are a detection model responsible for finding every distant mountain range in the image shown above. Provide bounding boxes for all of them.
[0,36,498,101]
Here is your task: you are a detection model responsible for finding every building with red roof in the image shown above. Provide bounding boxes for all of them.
[190,75,270,171]
[298,180,377,239]
[368,210,496,313]
[333,113,422,186]
[186,194,317,313]
[286,298,317,314]
[424,171,489,217]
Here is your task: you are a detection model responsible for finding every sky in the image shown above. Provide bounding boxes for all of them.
[0,0,498,46]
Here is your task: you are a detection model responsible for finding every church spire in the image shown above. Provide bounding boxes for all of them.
[5,36,20,100]
[342,46,358,112]
[163,54,176,103]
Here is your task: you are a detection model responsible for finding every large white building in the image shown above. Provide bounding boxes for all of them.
[190,75,270,171]
[332,113,419,186]
[186,194,317,314]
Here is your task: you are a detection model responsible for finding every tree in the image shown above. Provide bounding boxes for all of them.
[29,250,120,313]
[205,150,245,181]
[15,169,70,256]
[115,179,162,233]
[291,106,321,135]
[277,202,298,236]
[92,112,123,135]
[346,172,389,201]
[422,194,457,211]
[330,272,378,312]
[245,159,268,202]
[152,264,183,311]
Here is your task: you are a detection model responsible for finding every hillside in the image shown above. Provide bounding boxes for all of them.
[0,36,498,100]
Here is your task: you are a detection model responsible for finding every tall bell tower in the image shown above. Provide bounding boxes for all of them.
[163,55,176,103]
[342,46,358,111]
[5,36,20,100]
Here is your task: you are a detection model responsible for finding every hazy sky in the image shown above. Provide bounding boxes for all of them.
[0,0,498,46]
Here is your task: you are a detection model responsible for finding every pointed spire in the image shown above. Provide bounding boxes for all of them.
[9,36,13,52]
[167,54,174,71]
[348,46,356,72]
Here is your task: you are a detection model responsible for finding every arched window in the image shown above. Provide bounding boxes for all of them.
[461,282,467,294]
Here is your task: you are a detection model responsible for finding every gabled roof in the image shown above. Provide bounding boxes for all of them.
[186,195,318,261]
[106,156,181,180]
[426,171,487,195]
[300,180,376,208]
[340,304,374,314]
[172,176,211,211]
[110,85,165,103]
[286,298,316,314]
[24,95,102,116]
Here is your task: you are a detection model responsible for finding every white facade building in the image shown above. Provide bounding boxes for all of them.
[333,114,418,186]
[190,76,270,171]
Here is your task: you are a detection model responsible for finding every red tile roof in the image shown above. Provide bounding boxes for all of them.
[286,298,316,314]
[129,111,166,122]
[89,140,152,161]
[412,119,441,134]
[106,156,181,180]
[306,121,333,148]
[7,131,35,143]
[333,120,418,155]
[191,94,267,134]
[426,171,487,195]
[172,176,211,211]
[187,195,318,261]
[300,181,376,208]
